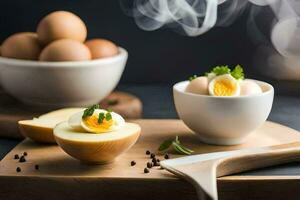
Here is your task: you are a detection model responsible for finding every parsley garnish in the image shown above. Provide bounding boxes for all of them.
[105,112,112,121]
[98,109,113,124]
[230,64,244,80]
[98,112,105,123]
[188,75,198,81]
[204,64,245,80]
[82,104,99,119]
[158,136,194,155]
[211,65,231,76]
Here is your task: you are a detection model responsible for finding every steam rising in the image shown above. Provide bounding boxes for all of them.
[122,0,247,36]
[122,0,300,58]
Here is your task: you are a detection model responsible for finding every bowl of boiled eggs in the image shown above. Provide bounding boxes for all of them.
[0,11,127,107]
[173,65,274,145]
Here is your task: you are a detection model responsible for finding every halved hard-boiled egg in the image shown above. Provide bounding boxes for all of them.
[208,74,240,97]
[68,109,125,133]
[54,106,140,164]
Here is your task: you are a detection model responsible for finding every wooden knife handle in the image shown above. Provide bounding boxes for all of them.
[217,146,300,177]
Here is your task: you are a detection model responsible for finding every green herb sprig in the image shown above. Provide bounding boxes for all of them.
[98,109,113,124]
[204,64,245,80]
[230,64,244,80]
[158,136,194,155]
[82,104,99,119]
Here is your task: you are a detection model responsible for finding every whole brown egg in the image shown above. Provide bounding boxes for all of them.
[1,32,42,60]
[39,39,91,61]
[37,11,87,45]
[85,39,118,59]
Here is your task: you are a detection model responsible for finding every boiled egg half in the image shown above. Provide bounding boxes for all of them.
[68,109,125,133]
[208,74,240,97]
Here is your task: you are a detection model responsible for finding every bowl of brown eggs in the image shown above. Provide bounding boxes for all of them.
[0,11,127,107]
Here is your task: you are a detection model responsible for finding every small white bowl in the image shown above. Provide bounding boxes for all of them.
[0,47,127,107]
[173,80,274,145]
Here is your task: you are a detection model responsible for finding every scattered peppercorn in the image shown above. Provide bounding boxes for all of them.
[150,153,155,159]
[14,154,19,159]
[131,161,136,166]
[144,168,150,173]
[19,156,26,163]
[16,167,21,172]
[156,158,160,162]
[146,150,151,155]
[152,158,156,163]
[35,164,39,170]
[164,154,169,159]
[23,152,28,156]
[147,162,152,168]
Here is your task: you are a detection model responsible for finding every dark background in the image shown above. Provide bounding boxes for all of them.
[0,0,274,84]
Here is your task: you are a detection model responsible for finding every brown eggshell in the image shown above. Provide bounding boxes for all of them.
[1,32,42,60]
[39,39,91,61]
[85,39,118,59]
[37,11,87,45]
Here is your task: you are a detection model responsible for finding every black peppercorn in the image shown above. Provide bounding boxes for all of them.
[14,154,19,159]
[35,164,39,170]
[16,167,21,172]
[164,154,169,159]
[144,168,149,173]
[150,153,155,159]
[131,161,136,166]
[147,162,152,168]
[152,158,156,163]
[23,152,28,156]
[156,158,160,162]
[146,150,151,155]
[19,156,26,163]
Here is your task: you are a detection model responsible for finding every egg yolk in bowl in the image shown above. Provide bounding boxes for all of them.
[213,79,237,96]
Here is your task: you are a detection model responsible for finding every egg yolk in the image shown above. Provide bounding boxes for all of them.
[213,79,237,96]
[83,115,113,133]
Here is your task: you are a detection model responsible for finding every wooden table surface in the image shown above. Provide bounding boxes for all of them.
[2,85,300,200]
[1,119,300,200]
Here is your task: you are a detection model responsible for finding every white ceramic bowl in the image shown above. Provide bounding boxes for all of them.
[173,80,274,145]
[0,47,127,107]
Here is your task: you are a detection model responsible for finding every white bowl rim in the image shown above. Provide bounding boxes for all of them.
[0,47,127,68]
[173,79,274,99]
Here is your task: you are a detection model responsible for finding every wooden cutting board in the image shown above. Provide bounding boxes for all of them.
[0,91,142,139]
[1,119,300,200]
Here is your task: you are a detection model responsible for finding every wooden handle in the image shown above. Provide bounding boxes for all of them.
[217,145,300,177]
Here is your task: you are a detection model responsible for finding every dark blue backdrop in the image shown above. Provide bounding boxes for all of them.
[0,1,272,84]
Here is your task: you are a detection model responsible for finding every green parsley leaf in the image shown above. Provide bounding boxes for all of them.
[188,75,197,81]
[82,104,100,119]
[211,65,231,76]
[158,136,194,155]
[105,112,112,121]
[231,64,245,80]
[98,112,105,124]
[158,139,173,151]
